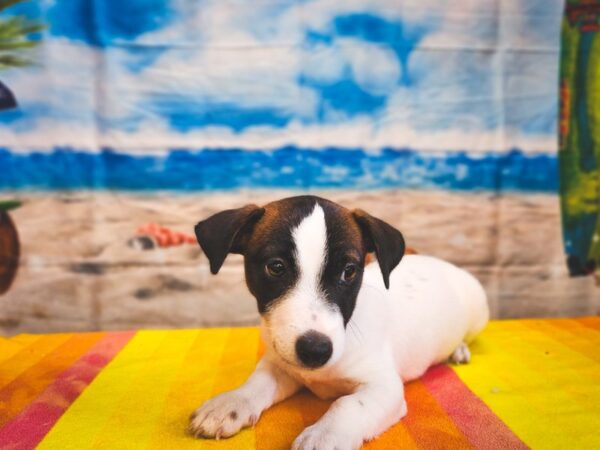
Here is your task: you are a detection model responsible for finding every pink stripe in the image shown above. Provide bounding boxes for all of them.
[0,331,135,450]
[422,365,528,450]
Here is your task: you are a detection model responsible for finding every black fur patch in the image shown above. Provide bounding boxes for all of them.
[319,200,366,325]
[244,196,318,313]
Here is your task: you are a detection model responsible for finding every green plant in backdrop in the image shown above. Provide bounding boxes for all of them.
[0,0,45,109]
[559,0,600,276]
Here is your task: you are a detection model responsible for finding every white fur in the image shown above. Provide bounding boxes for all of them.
[262,204,346,368]
[190,248,489,450]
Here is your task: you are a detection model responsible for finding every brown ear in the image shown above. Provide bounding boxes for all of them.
[352,209,405,289]
[195,205,265,275]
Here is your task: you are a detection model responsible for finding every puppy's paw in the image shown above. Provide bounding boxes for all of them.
[292,423,361,450]
[188,391,260,439]
[449,342,471,364]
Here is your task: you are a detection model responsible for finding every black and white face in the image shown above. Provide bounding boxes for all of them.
[195,196,405,371]
[245,199,366,370]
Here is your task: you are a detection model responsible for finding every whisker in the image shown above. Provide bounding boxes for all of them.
[347,321,358,342]
[348,319,364,344]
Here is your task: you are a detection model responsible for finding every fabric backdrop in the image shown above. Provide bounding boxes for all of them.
[0,0,598,334]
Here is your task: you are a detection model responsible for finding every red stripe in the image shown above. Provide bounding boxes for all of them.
[403,379,473,449]
[421,365,527,450]
[0,331,135,450]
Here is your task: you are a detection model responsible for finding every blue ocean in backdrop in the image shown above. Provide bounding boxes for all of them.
[0,147,557,192]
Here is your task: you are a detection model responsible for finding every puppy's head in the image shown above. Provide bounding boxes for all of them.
[195,196,405,370]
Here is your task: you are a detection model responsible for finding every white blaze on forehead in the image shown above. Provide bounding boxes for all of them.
[265,202,346,368]
[292,203,327,296]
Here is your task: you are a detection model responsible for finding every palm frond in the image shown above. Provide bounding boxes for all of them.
[0,40,36,50]
[0,17,25,38]
[17,22,44,35]
[0,0,44,69]
[0,16,44,40]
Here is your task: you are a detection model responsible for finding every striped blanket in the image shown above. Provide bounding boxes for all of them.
[1,318,599,449]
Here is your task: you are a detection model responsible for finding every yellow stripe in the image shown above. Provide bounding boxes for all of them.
[201,327,261,450]
[36,331,166,450]
[145,328,230,450]
[90,330,199,450]
[504,321,600,401]
[0,334,71,389]
[454,320,600,449]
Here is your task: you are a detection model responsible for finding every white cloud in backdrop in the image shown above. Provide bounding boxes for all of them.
[0,0,563,153]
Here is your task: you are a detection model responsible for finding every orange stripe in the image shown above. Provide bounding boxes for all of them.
[295,388,418,450]
[256,391,316,450]
[296,390,331,428]
[0,334,71,389]
[210,328,261,395]
[0,332,105,426]
[530,319,600,363]
[576,316,600,331]
[403,379,474,449]
[363,420,419,450]
[0,335,40,365]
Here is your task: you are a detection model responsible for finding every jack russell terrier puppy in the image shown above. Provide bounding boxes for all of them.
[190,195,489,450]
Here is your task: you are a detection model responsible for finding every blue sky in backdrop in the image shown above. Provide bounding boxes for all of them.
[0,0,563,153]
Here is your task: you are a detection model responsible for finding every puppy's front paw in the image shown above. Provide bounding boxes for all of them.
[188,391,260,439]
[292,423,361,450]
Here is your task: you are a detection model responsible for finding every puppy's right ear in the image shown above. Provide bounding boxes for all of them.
[195,205,265,275]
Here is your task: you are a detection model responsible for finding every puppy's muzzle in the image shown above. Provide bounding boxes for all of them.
[295,330,333,368]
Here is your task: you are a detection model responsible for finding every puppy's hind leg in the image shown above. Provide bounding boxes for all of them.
[449,342,471,364]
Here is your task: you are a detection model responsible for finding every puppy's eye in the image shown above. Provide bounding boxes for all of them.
[265,259,286,277]
[341,263,357,283]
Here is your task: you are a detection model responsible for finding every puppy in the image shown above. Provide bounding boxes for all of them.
[189,196,489,450]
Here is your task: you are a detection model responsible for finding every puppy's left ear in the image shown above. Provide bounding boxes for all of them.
[352,209,405,289]
[195,205,265,275]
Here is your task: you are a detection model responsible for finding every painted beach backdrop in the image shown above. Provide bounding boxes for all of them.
[0,0,598,334]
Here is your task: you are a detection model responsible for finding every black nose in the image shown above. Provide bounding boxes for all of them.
[295,330,333,368]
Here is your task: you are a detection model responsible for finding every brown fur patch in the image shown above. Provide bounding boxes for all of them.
[247,196,364,254]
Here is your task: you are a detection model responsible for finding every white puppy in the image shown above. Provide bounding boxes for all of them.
[190,196,489,450]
